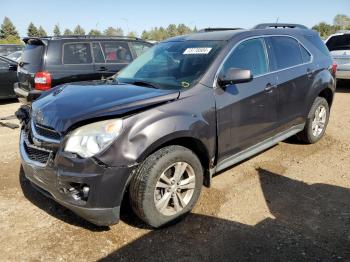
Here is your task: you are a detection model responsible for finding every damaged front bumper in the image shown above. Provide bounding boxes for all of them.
[19,127,137,226]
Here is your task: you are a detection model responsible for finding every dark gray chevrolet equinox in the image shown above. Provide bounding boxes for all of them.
[17,24,336,228]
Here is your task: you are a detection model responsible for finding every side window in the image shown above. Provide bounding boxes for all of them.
[223,38,268,77]
[299,44,312,63]
[131,42,151,57]
[101,41,132,63]
[269,36,302,70]
[63,43,92,64]
[92,42,105,63]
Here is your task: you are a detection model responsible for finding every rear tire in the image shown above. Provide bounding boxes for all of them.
[297,97,330,144]
[129,145,203,228]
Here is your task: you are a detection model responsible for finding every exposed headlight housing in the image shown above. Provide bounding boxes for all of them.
[64,119,123,158]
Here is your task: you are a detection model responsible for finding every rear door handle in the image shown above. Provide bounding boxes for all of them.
[265,83,277,92]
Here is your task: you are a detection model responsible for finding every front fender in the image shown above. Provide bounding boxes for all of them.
[97,85,216,167]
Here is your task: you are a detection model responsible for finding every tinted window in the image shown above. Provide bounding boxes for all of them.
[131,42,151,57]
[269,37,302,70]
[21,44,44,66]
[101,41,132,63]
[63,43,92,64]
[300,44,312,63]
[326,34,350,51]
[223,38,268,77]
[92,42,105,63]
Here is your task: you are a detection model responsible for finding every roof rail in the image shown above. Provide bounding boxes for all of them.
[198,28,243,32]
[23,35,142,41]
[253,23,308,30]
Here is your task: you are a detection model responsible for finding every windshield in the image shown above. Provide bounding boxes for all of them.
[117,40,224,89]
[326,34,350,51]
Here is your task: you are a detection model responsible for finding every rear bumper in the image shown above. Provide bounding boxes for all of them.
[14,83,43,104]
[19,129,137,226]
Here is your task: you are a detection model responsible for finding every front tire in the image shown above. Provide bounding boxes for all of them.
[297,97,330,144]
[129,145,203,228]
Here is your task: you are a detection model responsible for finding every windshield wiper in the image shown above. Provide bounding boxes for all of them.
[129,80,159,89]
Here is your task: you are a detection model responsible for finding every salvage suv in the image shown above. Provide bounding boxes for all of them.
[17,24,336,228]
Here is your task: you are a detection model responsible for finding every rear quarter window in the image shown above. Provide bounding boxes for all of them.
[63,43,92,64]
[299,44,312,63]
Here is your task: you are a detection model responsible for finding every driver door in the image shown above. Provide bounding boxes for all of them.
[214,37,278,162]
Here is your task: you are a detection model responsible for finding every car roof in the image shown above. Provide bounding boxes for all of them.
[164,27,315,42]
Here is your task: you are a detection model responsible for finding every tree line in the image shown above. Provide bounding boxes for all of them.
[1,14,350,45]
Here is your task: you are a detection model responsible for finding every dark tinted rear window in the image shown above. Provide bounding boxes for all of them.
[270,36,302,70]
[300,44,312,63]
[22,44,44,66]
[63,43,92,64]
[326,34,350,51]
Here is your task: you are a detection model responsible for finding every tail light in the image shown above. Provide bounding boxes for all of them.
[34,71,52,90]
[332,62,337,76]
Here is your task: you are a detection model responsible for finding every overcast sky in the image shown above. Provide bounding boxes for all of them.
[1,0,350,36]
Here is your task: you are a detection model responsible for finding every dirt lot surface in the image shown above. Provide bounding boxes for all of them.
[0,84,349,262]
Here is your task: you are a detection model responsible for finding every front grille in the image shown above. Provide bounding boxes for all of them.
[22,130,52,165]
[23,142,51,164]
[34,124,61,140]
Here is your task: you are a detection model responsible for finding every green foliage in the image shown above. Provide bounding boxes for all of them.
[312,22,340,39]
[88,29,102,36]
[73,25,85,35]
[63,28,73,36]
[53,24,61,36]
[0,35,23,44]
[127,31,137,38]
[333,14,350,29]
[104,27,124,36]
[38,26,47,37]
[0,17,19,39]
[27,22,39,37]
[141,23,195,41]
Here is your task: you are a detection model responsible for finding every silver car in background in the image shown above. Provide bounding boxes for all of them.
[325,31,350,80]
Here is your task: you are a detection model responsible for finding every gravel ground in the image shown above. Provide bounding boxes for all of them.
[0,83,349,262]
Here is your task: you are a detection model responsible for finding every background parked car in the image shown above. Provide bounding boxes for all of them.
[0,44,23,56]
[325,31,350,80]
[14,36,153,103]
[0,56,17,99]
[6,50,22,62]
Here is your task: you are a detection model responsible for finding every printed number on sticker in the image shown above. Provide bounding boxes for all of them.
[183,47,212,55]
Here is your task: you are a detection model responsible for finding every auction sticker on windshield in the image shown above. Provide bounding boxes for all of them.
[183,47,212,55]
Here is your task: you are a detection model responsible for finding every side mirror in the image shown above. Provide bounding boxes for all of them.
[218,68,253,87]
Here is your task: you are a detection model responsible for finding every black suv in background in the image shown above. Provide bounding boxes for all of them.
[14,36,153,103]
[18,24,336,228]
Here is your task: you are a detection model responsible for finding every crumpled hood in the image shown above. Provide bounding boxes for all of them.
[31,81,179,133]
